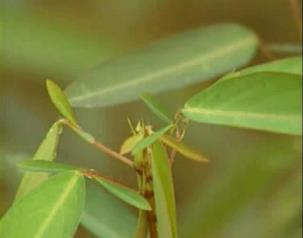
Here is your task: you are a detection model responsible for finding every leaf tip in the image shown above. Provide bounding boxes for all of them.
[45,79,78,126]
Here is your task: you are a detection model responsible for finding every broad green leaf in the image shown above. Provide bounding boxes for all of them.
[46,80,78,125]
[141,93,172,123]
[221,56,302,81]
[183,72,302,135]
[132,124,174,155]
[65,24,258,107]
[0,172,85,238]
[15,121,63,201]
[161,135,209,162]
[151,141,177,238]
[120,133,144,155]
[95,177,151,211]
[81,181,137,238]
[17,160,80,173]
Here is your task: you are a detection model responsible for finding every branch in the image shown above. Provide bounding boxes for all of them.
[61,119,133,167]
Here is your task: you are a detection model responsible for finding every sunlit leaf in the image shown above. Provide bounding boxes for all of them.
[183,72,302,135]
[15,121,63,201]
[0,172,85,238]
[132,125,173,155]
[95,177,151,211]
[221,56,302,81]
[65,24,258,107]
[151,141,177,238]
[120,133,144,155]
[161,135,209,162]
[46,80,78,125]
[81,182,137,238]
[17,160,80,173]
[141,93,172,123]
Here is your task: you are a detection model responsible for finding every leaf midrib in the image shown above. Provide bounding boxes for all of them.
[183,107,300,122]
[34,174,79,238]
[69,36,255,103]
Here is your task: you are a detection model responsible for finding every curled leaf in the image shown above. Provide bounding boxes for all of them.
[151,141,177,238]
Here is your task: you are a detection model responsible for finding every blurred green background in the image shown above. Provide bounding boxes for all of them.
[0,0,301,237]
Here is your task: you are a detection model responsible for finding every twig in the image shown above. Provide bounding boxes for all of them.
[93,140,133,167]
[61,119,133,167]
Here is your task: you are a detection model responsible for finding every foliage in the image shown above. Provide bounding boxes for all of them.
[0,11,301,238]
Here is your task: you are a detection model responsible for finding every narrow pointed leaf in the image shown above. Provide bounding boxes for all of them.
[151,141,177,238]
[15,121,63,201]
[65,24,258,107]
[120,133,144,155]
[183,72,302,135]
[17,160,80,173]
[161,135,209,162]
[0,172,85,238]
[46,80,78,125]
[94,178,151,211]
[132,125,173,155]
[134,211,148,238]
[221,56,302,81]
[81,182,137,238]
[141,93,172,123]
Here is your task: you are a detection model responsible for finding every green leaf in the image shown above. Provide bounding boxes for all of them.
[183,72,302,135]
[141,93,172,123]
[132,124,174,155]
[120,133,144,155]
[65,24,258,107]
[0,172,85,238]
[17,160,80,173]
[221,56,302,81]
[151,141,177,238]
[81,181,137,238]
[94,177,151,211]
[15,121,63,201]
[46,80,78,125]
[134,211,148,238]
[161,135,209,162]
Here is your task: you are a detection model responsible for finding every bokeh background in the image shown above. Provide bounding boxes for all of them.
[0,0,302,237]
